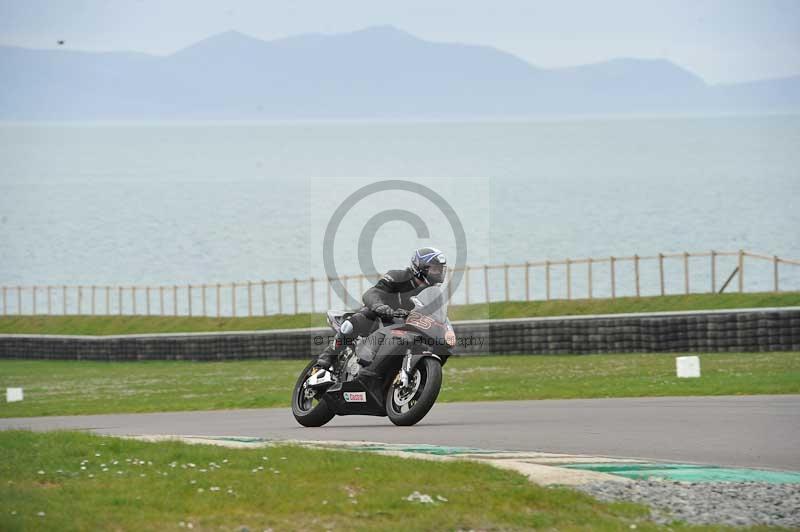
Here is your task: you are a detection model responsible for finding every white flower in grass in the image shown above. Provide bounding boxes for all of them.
[140,473,146,478]
[95,453,101,457]
[187,524,194,530]
[222,459,229,463]
[80,466,86,471]
[436,495,448,502]
[187,463,196,468]
[404,491,435,504]
[197,488,204,493]
[261,456,268,461]
[190,480,197,484]
[102,467,109,472]
[210,486,220,492]
[280,457,287,460]
[37,511,46,517]
[37,470,44,475]
[88,474,95,478]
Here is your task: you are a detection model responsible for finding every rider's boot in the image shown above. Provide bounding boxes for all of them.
[315,332,345,370]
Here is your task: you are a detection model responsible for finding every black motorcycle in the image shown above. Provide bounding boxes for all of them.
[292,285,454,427]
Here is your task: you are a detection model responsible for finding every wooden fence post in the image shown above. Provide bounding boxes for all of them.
[610,257,616,299]
[447,271,453,301]
[524,262,530,301]
[293,278,299,314]
[588,258,593,299]
[710,250,717,293]
[545,261,551,301]
[78,286,83,315]
[231,283,236,317]
[47,286,52,315]
[173,285,178,317]
[17,285,22,315]
[64,286,69,315]
[658,253,665,296]
[465,267,470,304]
[262,281,267,316]
[187,285,192,317]
[158,286,164,316]
[683,252,690,294]
[277,280,283,314]
[216,284,221,318]
[738,250,744,293]
[503,264,509,301]
[201,285,207,317]
[92,286,96,315]
[118,286,123,315]
[146,287,151,316]
[774,255,779,292]
[566,259,572,300]
[247,281,253,317]
[634,255,640,297]
[327,278,332,310]
[483,265,490,303]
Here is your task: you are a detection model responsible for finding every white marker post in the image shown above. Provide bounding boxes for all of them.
[6,387,23,402]
[676,356,701,378]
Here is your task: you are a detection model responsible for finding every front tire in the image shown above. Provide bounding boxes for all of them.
[386,357,442,426]
[292,360,335,427]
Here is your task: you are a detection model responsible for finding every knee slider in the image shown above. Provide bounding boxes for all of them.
[340,320,354,335]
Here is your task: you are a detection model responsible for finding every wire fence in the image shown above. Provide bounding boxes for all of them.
[1,250,799,318]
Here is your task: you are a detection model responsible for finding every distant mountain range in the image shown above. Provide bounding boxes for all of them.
[1,25,798,120]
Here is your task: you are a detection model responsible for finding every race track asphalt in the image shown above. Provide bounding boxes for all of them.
[1,395,798,471]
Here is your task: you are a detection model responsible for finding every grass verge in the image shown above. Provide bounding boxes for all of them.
[0,292,797,336]
[1,352,797,418]
[0,430,660,531]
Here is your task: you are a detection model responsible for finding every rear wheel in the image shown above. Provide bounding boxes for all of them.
[386,357,442,426]
[292,360,335,427]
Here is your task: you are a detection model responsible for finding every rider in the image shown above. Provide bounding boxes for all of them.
[315,247,448,370]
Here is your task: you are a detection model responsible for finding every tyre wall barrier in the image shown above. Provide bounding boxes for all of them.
[0,308,798,361]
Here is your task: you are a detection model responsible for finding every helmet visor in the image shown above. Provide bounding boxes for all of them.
[425,262,446,284]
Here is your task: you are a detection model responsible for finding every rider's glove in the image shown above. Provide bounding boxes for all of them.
[392,308,410,319]
[372,304,394,319]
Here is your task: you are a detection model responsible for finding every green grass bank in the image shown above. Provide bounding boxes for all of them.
[0,292,797,336]
[1,352,797,418]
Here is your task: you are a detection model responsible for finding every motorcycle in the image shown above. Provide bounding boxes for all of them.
[292,285,455,427]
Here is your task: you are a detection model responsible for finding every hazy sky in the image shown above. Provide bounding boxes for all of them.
[1,0,798,84]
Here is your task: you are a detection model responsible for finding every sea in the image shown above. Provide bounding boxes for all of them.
[1,114,798,313]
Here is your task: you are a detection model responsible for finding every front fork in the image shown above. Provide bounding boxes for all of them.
[398,349,441,388]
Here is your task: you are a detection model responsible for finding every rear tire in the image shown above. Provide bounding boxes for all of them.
[386,357,442,426]
[292,359,335,427]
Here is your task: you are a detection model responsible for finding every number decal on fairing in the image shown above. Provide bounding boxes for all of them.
[406,311,434,330]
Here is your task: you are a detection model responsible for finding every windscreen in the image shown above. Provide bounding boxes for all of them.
[409,286,448,324]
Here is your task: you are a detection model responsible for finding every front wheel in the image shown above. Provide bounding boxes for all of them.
[386,357,442,426]
[292,360,335,427]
